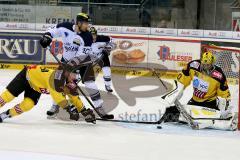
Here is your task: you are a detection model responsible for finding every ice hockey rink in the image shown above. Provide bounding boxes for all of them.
[0,69,239,160]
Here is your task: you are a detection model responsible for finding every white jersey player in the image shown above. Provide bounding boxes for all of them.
[39,13,114,119]
[89,26,116,92]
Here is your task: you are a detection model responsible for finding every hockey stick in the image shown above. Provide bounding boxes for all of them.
[174,99,199,129]
[151,68,168,91]
[48,49,162,124]
[96,118,162,124]
[161,80,198,129]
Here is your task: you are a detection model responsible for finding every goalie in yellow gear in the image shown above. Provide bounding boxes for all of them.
[0,65,96,123]
[161,51,238,130]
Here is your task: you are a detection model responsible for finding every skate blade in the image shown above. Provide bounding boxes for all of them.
[47,115,58,120]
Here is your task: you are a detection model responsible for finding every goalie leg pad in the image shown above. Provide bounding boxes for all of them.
[194,113,238,131]
[184,105,236,130]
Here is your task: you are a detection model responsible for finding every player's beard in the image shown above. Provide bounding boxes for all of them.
[76,22,88,32]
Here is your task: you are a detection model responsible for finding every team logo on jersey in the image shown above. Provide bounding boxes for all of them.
[190,61,200,69]
[193,77,209,98]
[50,40,63,55]
[73,38,81,46]
[211,70,223,80]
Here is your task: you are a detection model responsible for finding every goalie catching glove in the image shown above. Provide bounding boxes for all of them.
[217,97,232,119]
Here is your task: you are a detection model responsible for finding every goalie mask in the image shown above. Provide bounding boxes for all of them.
[200,51,216,74]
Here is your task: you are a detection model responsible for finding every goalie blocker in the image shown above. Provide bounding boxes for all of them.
[161,51,238,131]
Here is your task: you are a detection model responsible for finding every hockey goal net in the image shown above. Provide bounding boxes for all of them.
[202,45,240,129]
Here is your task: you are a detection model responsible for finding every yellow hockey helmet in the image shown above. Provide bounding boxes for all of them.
[76,13,90,23]
[201,51,216,64]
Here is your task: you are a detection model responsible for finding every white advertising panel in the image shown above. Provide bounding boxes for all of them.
[177,29,203,37]
[121,27,150,35]
[148,39,201,71]
[94,25,122,33]
[204,30,233,39]
[151,28,178,36]
[109,36,149,68]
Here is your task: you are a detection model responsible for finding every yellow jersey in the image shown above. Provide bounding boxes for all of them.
[26,65,83,111]
[177,60,231,102]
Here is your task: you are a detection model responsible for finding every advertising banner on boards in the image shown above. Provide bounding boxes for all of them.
[147,39,201,71]
[0,32,45,64]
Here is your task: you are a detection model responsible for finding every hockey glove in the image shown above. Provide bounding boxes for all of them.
[63,82,79,96]
[40,32,52,48]
[103,42,117,55]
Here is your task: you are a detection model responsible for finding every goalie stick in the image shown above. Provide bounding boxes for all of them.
[151,68,168,91]
[48,48,163,125]
[96,118,162,124]
[174,99,199,129]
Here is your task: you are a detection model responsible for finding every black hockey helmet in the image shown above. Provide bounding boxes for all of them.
[89,26,97,35]
[76,13,90,23]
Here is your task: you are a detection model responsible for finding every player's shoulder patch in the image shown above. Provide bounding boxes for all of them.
[211,65,224,81]
[79,31,93,46]
[56,22,74,32]
[189,60,201,70]
[73,35,82,46]
[96,35,110,43]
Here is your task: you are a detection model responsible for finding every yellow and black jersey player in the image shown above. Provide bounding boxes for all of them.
[177,52,231,109]
[0,65,95,123]
[161,51,236,128]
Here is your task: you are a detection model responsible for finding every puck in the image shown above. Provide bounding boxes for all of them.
[156,126,162,129]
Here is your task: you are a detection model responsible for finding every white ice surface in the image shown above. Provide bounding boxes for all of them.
[0,69,239,160]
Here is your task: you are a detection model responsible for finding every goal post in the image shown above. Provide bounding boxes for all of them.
[201,44,240,130]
